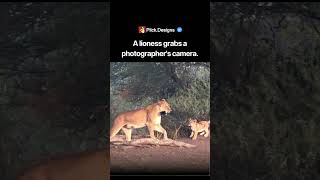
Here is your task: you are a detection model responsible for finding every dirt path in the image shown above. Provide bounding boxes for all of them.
[110,136,210,175]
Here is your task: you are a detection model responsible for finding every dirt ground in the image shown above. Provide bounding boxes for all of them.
[110,135,210,175]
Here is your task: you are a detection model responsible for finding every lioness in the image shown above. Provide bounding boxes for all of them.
[188,118,210,140]
[15,149,108,180]
[110,99,172,141]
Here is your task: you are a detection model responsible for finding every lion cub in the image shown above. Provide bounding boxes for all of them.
[188,118,210,140]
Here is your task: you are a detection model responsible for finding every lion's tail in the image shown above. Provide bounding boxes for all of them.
[110,115,125,138]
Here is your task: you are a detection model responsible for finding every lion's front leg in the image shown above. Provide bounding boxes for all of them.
[147,125,156,139]
[204,129,209,137]
[192,131,198,140]
[200,131,205,136]
[190,131,194,138]
[154,124,168,140]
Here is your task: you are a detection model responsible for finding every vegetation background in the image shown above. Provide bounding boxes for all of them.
[0,3,108,180]
[211,2,320,180]
[110,62,210,139]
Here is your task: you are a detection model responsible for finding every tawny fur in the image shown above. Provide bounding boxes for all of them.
[110,99,172,141]
[188,118,210,140]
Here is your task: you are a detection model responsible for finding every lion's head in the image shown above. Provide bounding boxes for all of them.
[158,99,172,114]
[188,118,197,127]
